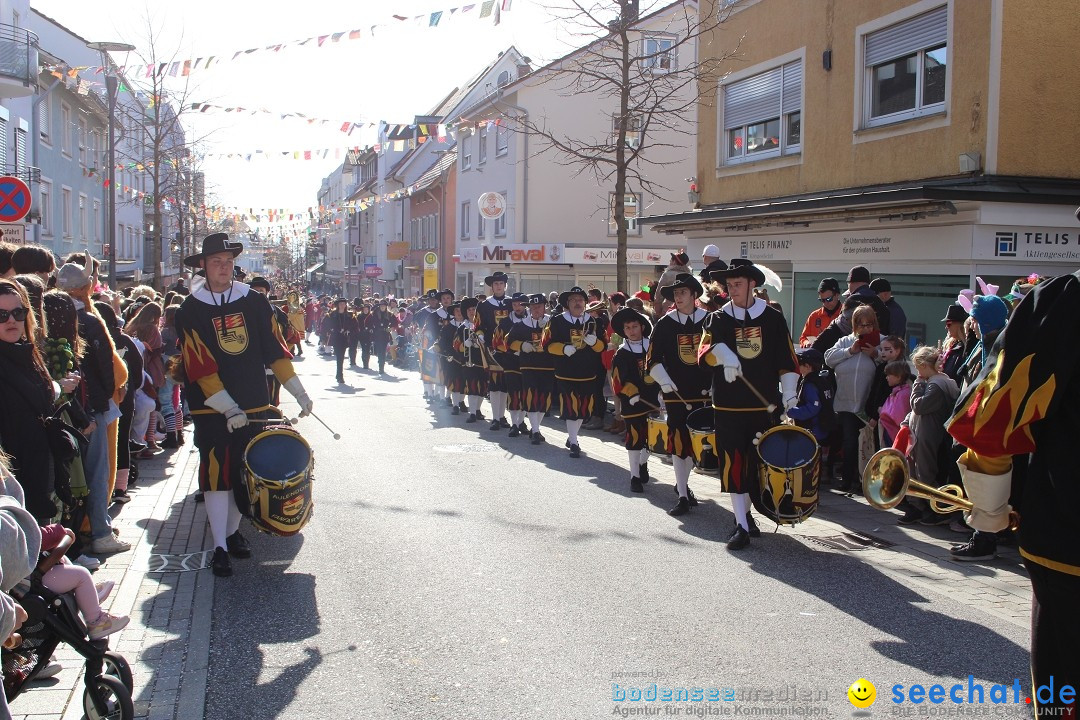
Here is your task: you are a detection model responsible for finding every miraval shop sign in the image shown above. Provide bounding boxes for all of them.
[562,247,670,265]
[458,243,565,264]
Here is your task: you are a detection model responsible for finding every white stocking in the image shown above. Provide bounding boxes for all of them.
[528,412,543,433]
[510,410,524,426]
[227,494,243,536]
[672,455,693,498]
[627,450,641,477]
[490,391,506,419]
[451,392,464,406]
[204,491,232,550]
[638,448,650,467]
[468,395,481,413]
[731,493,751,530]
[567,419,583,445]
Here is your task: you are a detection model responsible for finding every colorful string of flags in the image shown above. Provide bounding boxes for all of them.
[45,1,513,82]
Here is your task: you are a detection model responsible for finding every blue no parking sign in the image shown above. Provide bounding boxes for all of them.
[0,176,31,223]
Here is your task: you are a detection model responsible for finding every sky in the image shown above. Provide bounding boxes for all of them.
[29,0,601,217]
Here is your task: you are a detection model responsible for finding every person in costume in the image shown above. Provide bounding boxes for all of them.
[453,297,489,423]
[440,300,466,415]
[174,233,313,577]
[543,286,606,458]
[507,294,554,444]
[947,268,1079,717]
[698,260,799,550]
[494,292,529,436]
[248,276,292,406]
[611,308,660,493]
[477,272,511,430]
[414,290,442,401]
[325,298,359,384]
[367,299,397,376]
[646,273,712,516]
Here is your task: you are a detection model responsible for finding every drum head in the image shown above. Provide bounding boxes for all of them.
[247,430,312,482]
[758,427,816,469]
[686,406,713,432]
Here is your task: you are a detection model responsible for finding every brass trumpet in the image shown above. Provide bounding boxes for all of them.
[862,448,1020,529]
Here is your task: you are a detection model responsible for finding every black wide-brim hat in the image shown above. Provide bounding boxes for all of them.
[713,258,766,286]
[610,307,652,338]
[509,292,529,304]
[248,276,272,291]
[183,232,243,268]
[484,271,509,286]
[659,273,704,301]
[942,302,969,322]
[438,288,455,299]
[527,293,547,305]
[424,289,439,299]
[558,285,588,307]
[702,259,729,283]
[460,297,479,312]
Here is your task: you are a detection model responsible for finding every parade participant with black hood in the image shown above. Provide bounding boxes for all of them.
[427,289,457,405]
[699,259,799,550]
[326,298,358,384]
[543,286,606,458]
[367,299,397,376]
[493,292,530,435]
[646,273,711,516]
[174,233,313,577]
[477,272,511,430]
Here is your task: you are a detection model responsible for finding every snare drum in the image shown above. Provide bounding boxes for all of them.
[647,415,669,456]
[756,425,819,525]
[686,407,719,473]
[243,427,314,537]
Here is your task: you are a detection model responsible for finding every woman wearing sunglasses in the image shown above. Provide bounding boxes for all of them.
[0,278,59,522]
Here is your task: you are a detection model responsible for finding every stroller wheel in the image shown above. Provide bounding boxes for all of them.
[83,674,134,720]
[103,650,134,693]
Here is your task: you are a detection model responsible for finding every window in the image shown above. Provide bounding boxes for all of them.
[723,60,802,164]
[60,103,72,155]
[40,181,51,234]
[410,217,419,250]
[461,201,470,238]
[608,193,642,236]
[0,115,7,169]
[117,224,125,258]
[864,6,947,126]
[612,114,643,149]
[37,97,49,144]
[478,124,488,165]
[62,187,72,238]
[461,134,472,170]
[642,34,676,72]
[93,200,101,242]
[14,127,26,173]
[79,194,87,239]
[496,123,509,156]
[78,118,88,168]
[477,207,486,240]
[497,70,511,87]
[494,192,507,236]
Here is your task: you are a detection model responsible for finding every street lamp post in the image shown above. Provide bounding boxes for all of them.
[87,41,135,290]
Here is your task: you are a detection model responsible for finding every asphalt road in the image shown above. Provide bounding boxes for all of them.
[204,351,1031,720]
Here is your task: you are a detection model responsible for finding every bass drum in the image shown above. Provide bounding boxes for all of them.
[686,407,719,474]
[243,427,314,537]
[646,415,669,456]
[756,425,820,526]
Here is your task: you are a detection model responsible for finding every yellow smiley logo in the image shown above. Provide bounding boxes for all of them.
[848,678,877,709]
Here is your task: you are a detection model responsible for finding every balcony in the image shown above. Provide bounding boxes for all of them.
[0,24,39,98]
[1,164,41,185]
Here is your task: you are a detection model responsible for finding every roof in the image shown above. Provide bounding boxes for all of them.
[412,151,458,193]
[641,175,1080,233]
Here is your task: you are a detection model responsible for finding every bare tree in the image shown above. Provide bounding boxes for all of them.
[501,0,739,291]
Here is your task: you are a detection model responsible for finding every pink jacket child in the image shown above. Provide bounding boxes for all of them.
[878,381,912,444]
[38,524,129,640]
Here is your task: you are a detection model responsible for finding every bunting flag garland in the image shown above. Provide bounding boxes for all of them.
[185,102,364,132]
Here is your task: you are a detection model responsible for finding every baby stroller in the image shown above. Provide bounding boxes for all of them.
[3,534,134,719]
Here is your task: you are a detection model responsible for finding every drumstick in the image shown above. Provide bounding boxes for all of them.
[307,410,342,440]
[669,389,694,410]
[737,374,777,413]
[250,417,298,425]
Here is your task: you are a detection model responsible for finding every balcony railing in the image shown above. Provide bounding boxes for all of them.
[0,24,39,95]
[0,164,41,185]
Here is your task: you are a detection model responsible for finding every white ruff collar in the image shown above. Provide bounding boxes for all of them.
[722,298,767,320]
[191,275,250,305]
[664,307,706,324]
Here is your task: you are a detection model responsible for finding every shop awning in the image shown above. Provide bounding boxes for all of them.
[306,262,325,274]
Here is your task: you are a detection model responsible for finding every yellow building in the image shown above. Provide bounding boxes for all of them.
[644,0,1080,347]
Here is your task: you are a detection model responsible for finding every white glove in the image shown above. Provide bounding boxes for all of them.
[204,390,248,433]
[780,372,799,411]
[583,334,598,346]
[710,343,742,383]
[283,376,314,417]
[648,363,676,395]
[563,345,577,357]
[957,455,1013,533]
[628,395,640,406]
[464,339,474,348]
[521,342,535,353]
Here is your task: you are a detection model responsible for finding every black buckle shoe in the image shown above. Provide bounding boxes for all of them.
[508,426,520,438]
[746,513,761,538]
[687,487,699,507]
[630,476,644,493]
[531,432,544,445]
[639,463,650,484]
[668,497,690,516]
[517,422,529,434]
[568,443,581,458]
[451,406,461,415]
[489,420,502,431]
[500,418,512,429]
[226,530,252,559]
[212,547,233,577]
[466,413,478,423]
[727,526,750,550]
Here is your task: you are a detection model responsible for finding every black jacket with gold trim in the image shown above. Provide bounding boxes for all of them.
[612,338,659,419]
[646,307,711,399]
[507,316,554,372]
[543,311,605,382]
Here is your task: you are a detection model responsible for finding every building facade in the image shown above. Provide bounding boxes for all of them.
[644,0,1080,347]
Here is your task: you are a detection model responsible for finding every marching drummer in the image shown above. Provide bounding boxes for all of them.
[610,307,660,493]
[645,273,712,516]
[174,233,314,577]
[506,293,555,444]
[699,259,799,550]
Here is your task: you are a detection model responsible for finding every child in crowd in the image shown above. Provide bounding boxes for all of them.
[787,347,834,444]
[877,360,914,447]
[38,524,128,640]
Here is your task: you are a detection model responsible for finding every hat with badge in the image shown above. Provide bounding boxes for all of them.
[484,271,509,286]
[659,272,704,301]
[424,289,439,300]
[558,285,589,307]
[710,258,766,286]
[610,307,652,338]
[183,232,243,268]
[527,293,547,306]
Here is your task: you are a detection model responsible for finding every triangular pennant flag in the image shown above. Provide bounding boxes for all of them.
[429,11,443,26]
[479,1,494,18]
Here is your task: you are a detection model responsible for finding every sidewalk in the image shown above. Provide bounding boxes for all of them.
[11,443,213,720]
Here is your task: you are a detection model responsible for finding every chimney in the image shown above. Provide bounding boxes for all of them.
[625,0,639,23]
[516,63,530,79]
